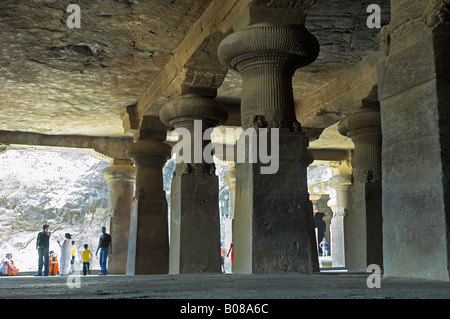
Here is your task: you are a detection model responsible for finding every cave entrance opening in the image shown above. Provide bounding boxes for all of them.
[0,147,110,273]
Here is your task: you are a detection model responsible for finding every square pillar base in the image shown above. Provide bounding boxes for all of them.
[233,130,319,274]
[169,164,221,274]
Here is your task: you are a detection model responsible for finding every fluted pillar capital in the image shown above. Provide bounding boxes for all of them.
[329,174,352,190]
[159,94,228,131]
[338,107,381,140]
[127,139,171,169]
[218,24,319,129]
[102,164,137,184]
[338,107,381,183]
[218,24,319,73]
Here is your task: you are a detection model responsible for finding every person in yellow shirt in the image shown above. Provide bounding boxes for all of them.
[82,244,92,276]
[71,240,76,273]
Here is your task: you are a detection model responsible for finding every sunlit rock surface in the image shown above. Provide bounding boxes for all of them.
[307,165,333,186]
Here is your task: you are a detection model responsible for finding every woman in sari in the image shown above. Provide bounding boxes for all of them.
[57,233,72,276]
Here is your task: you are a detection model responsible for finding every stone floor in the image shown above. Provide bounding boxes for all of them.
[1,272,448,317]
[1,272,449,300]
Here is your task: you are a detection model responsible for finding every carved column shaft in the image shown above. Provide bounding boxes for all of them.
[329,174,351,268]
[160,94,227,274]
[102,164,136,274]
[126,136,171,275]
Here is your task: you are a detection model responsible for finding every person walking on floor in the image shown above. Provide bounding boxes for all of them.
[95,227,112,275]
[36,224,51,276]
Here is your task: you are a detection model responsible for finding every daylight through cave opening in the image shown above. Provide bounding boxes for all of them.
[0,148,110,272]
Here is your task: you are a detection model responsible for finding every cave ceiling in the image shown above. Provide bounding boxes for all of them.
[0,0,390,151]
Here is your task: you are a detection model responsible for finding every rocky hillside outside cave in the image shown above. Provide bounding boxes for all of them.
[0,149,111,272]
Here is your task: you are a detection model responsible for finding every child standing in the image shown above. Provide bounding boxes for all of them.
[319,237,329,257]
[82,244,92,276]
[71,240,77,273]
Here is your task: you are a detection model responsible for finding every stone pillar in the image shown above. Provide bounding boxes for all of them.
[102,160,136,274]
[160,94,228,274]
[329,174,351,268]
[338,107,382,272]
[126,125,171,275]
[378,0,450,280]
[218,22,320,274]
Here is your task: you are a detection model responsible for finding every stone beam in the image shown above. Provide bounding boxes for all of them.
[163,31,231,99]
[233,0,317,29]
[296,57,379,130]
[122,0,318,137]
[0,130,132,161]
[309,149,351,163]
[121,0,251,136]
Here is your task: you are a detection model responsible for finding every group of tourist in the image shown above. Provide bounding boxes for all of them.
[0,225,112,277]
[47,242,94,276]
[34,224,113,277]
